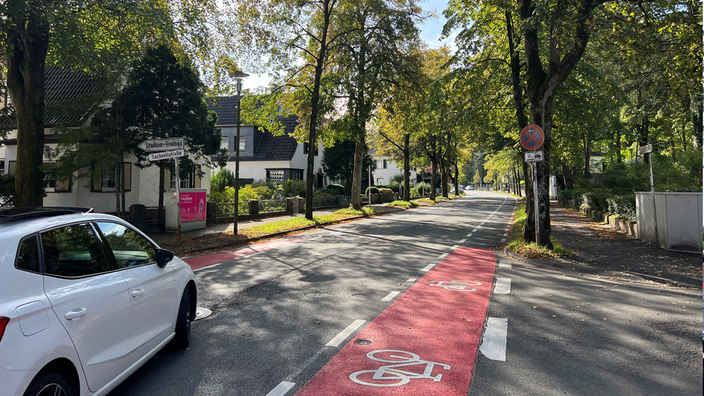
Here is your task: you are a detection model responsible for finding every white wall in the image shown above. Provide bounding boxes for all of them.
[373,155,416,185]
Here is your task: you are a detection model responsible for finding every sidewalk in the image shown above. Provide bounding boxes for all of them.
[148,203,406,247]
[509,202,702,289]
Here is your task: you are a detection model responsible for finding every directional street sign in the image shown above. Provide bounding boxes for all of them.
[147,149,185,161]
[640,143,653,154]
[138,137,184,153]
[520,125,544,150]
[524,150,544,162]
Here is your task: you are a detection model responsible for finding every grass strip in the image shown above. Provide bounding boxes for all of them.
[388,200,419,208]
[506,201,573,259]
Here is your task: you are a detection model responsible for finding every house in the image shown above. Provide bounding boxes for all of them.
[369,149,417,186]
[0,66,210,212]
[208,96,328,187]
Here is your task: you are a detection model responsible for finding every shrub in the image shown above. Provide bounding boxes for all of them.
[410,182,431,198]
[283,179,306,197]
[314,187,340,197]
[606,194,636,220]
[365,186,379,195]
[211,168,236,193]
[378,184,399,193]
[327,184,346,195]
[378,187,394,201]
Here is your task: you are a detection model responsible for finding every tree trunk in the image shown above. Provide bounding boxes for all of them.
[403,133,410,201]
[440,157,448,198]
[7,3,50,206]
[454,161,459,196]
[351,129,366,209]
[430,159,437,201]
[562,164,574,190]
[115,161,121,217]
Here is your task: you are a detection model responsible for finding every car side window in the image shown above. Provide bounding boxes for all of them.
[41,224,113,277]
[15,235,40,273]
[96,222,156,269]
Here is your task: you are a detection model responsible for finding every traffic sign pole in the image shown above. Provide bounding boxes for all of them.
[533,162,540,245]
[521,124,544,246]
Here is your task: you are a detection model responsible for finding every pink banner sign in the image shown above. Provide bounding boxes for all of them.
[180,191,206,223]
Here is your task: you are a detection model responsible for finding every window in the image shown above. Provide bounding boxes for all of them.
[239,136,246,151]
[92,163,131,192]
[8,161,16,174]
[303,143,318,156]
[169,165,201,189]
[267,170,285,182]
[383,159,387,169]
[96,222,156,269]
[41,224,112,277]
[0,159,4,175]
[291,170,303,180]
[221,136,229,151]
[15,235,40,273]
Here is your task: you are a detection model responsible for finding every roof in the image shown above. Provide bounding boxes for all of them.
[251,116,299,161]
[208,96,301,162]
[0,66,108,130]
[207,96,241,126]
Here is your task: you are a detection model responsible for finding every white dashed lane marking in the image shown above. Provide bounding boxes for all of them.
[480,318,508,361]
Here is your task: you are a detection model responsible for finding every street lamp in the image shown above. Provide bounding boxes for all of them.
[229,70,249,236]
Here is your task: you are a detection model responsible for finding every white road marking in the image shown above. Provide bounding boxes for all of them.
[266,382,296,396]
[466,233,473,237]
[451,245,459,250]
[326,320,366,347]
[407,278,416,283]
[499,260,512,269]
[421,263,436,272]
[479,318,508,361]
[381,291,400,302]
[503,232,508,236]
[494,278,511,294]
[501,238,507,242]
[472,228,478,232]
[459,239,466,243]
[438,253,449,259]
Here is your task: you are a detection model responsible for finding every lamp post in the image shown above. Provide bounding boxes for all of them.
[229,70,249,236]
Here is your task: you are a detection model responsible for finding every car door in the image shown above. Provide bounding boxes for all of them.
[41,223,133,393]
[95,222,179,356]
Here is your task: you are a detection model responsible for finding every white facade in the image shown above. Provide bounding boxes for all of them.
[221,142,325,184]
[372,154,417,186]
[1,128,211,213]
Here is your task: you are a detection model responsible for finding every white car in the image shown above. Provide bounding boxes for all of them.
[0,207,197,396]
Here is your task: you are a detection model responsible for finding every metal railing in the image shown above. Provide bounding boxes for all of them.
[259,199,287,213]
[214,202,249,219]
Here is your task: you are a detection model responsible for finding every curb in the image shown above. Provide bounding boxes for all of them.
[181,207,407,258]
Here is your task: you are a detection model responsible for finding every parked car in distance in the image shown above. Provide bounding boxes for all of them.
[464,185,475,191]
[0,207,197,396]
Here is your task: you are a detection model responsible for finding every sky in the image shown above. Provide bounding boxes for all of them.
[246,0,454,90]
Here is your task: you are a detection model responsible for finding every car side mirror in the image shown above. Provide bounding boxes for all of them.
[155,249,175,268]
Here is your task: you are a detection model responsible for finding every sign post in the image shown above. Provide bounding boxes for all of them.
[140,137,186,238]
[521,125,545,245]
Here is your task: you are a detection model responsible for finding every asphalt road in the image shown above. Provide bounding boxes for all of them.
[108,192,702,396]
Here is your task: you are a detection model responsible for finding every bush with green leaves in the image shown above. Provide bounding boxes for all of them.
[327,184,346,195]
[211,168,236,193]
[410,182,431,198]
[0,173,15,207]
[378,187,394,201]
[606,194,636,220]
[314,187,339,197]
[283,179,306,197]
[365,186,379,195]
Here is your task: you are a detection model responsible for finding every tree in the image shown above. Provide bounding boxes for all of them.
[321,139,374,195]
[326,0,423,208]
[50,45,225,214]
[0,0,182,206]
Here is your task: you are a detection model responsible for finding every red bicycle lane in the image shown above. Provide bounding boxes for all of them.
[183,237,309,271]
[294,247,496,396]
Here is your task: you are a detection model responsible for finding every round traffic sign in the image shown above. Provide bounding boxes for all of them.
[520,124,544,150]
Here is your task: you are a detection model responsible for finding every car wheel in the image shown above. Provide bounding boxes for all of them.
[23,371,77,396]
[172,290,191,349]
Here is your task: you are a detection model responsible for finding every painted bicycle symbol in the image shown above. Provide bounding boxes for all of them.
[429,280,482,291]
[349,350,450,387]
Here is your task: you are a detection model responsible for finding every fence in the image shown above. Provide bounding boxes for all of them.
[259,199,288,214]
[213,202,250,219]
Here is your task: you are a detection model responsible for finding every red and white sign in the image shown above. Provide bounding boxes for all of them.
[295,247,496,396]
[520,124,544,150]
[180,191,206,223]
